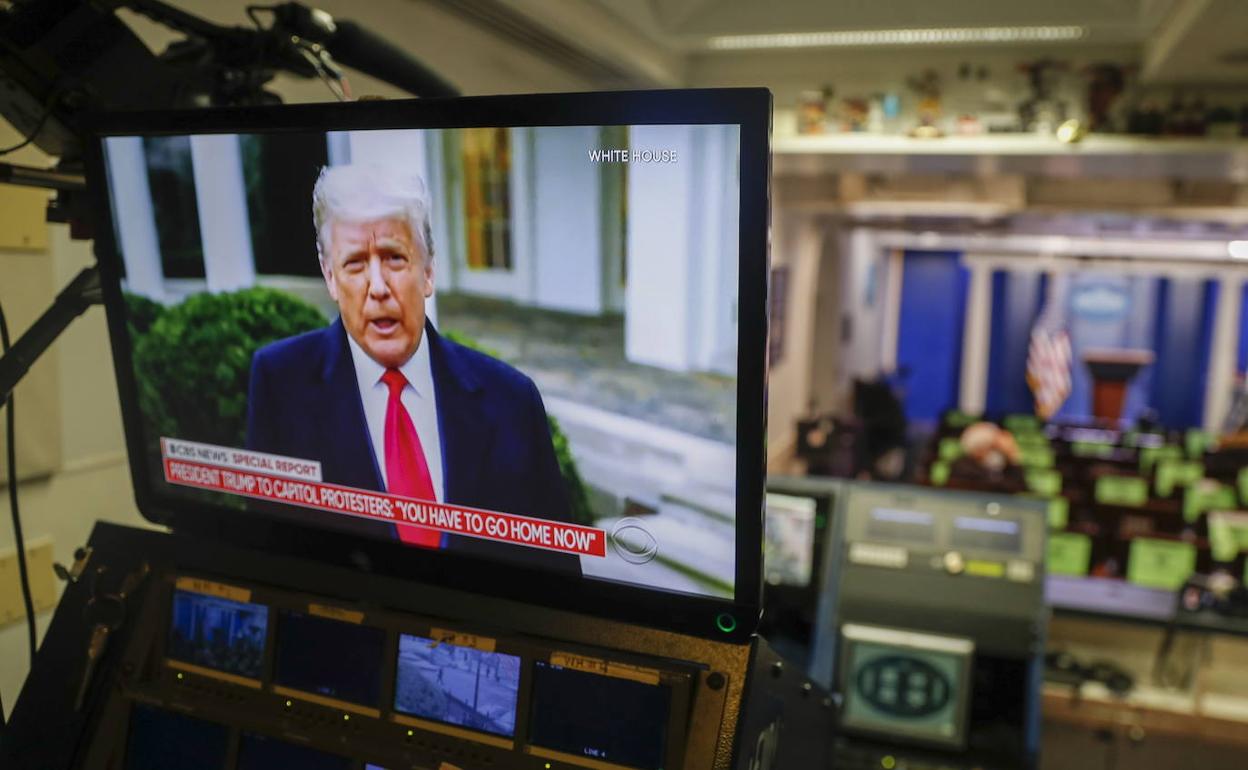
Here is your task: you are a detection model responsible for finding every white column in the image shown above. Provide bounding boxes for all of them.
[625,125,697,371]
[624,124,740,372]
[326,131,351,166]
[841,227,883,380]
[959,259,993,415]
[533,126,602,314]
[346,129,428,174]
[508,127,538,306]
[188,135,255,293]
[696,124,739,376]
[880,248,904,371]
[102,137,165,300]
[1203,276,1244,431]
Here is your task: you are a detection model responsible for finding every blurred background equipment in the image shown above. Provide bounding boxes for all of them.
[808,482,1048,770]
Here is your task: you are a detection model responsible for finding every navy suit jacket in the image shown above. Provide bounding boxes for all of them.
[245,318,579,573]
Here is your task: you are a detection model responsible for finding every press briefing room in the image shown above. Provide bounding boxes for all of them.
[2,2,1248,770]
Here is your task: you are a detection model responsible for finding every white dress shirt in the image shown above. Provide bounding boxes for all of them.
[345,332,445,501]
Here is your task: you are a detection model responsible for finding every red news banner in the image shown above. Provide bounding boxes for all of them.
[160,438,607,557]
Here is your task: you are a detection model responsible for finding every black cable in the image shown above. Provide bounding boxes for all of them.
[0,301,38,671]
[0,98,54,158]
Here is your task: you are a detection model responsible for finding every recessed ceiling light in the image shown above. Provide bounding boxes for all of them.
[708,26,1086,50]
[1229,241,1248,260]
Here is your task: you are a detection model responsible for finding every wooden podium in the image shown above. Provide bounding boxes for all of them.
[1082,348,1155,423]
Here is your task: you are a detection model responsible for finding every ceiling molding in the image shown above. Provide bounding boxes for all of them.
[433,0,684,88]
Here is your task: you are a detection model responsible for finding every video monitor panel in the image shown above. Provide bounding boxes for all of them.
[393,633,521,737]
[764,493,818,587]
[839,624,973,750]
[951,515,1022,554]
[273,610,386,710]
[167,588,268,682]
[866,508,936,544]
[236,733,353,770]
[125,704,229,770]
[90,90,769,636]
[528,659,673,770]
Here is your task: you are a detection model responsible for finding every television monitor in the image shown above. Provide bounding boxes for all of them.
[764,492,818,588]
[393,633,522,738]
[839,623,974,750]
[527,659,681,770]
[87,89,770,640]
[760,477,840,664]
[273,609,387,711]
[166,588,268,683]
[125,705,229,770]
[236,733,353,770]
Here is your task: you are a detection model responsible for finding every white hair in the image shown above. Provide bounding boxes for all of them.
[312,163,434,264]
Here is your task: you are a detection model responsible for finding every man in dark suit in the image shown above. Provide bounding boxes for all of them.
[246,163,578,572]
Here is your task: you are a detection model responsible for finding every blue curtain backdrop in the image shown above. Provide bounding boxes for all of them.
[893,257,1217,429]
[896,251,968,423]
[986,270,1045,417]
[1239,282,1248,376]
[1149,278,1216,429]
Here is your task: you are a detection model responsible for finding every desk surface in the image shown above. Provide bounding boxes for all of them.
[1043,681,1248,748]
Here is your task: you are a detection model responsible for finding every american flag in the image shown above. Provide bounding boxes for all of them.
[1027,274,1072,420]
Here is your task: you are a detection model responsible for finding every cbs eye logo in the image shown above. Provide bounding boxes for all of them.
[854,655,951,718]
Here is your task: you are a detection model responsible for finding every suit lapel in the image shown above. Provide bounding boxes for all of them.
[320,319,385,491]
[426,323,492,505]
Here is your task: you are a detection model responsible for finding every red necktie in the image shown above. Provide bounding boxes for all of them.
[381,368,441,548]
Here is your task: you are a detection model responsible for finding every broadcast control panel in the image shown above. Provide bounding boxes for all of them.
[88,574,713,768]
[4,524,829,770]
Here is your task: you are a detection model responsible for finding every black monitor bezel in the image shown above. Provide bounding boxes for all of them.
[83,88,771,642]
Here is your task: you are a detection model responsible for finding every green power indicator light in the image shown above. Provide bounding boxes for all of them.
[715,613,738,633]
[882,756,896,770]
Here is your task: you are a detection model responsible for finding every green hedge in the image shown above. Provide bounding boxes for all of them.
[129,288,326,449]
[123,291,165,338]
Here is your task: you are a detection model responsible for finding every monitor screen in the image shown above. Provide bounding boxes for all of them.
[839,624,973,749]
[393,633,521,737]
[951,515,1022,554]
[167,589,268,682]
[91,91,768,632]
[236,733,352,770]
[764,493,818,587]
[273,610,386,709]
[125,705,229,770]
[866,508,936,544]
[527,659,673,770]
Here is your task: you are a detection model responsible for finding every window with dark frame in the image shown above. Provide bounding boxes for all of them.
[460,127,513,271]
[143,136,205,279]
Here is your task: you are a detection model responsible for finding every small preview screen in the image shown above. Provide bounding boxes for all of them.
[393,633,521,737]
[167,589,268,681]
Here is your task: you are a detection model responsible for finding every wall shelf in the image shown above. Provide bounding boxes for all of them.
[772,115,1248,183]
